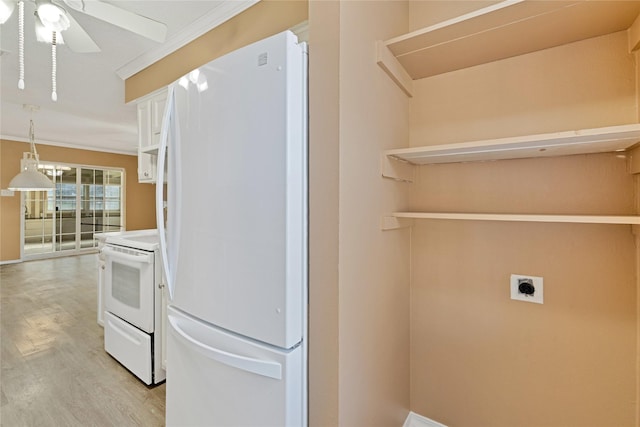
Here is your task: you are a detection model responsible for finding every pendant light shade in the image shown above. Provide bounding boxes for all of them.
[8,119,55,191]
[8,154,56,191]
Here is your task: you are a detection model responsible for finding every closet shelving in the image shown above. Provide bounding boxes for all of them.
[384,124,640,170]
[382,124,640,228]
[378,0,640,229]
[382,213,640,230]
[376,0,640,97]
[382,123,640,228]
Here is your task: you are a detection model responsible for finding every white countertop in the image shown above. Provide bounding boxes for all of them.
[104,229,159,252]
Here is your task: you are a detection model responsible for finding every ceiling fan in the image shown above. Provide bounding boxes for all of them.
[1,0,167,52]
[0,0,167,100]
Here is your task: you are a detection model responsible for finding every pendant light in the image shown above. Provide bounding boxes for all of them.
[8,116,56,191]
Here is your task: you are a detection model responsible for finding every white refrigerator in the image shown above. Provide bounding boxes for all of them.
[156,31,308,426]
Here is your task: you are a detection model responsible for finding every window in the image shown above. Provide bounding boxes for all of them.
[23,164,124,257]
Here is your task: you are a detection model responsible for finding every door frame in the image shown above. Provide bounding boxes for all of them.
[20,161,126,261]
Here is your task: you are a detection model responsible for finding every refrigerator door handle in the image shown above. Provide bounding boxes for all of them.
[156,84,176,299]
[168,314,283,380]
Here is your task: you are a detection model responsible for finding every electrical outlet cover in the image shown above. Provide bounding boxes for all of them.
[510,274,544,304]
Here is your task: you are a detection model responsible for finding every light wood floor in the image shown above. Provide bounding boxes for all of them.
[0,254,166,426]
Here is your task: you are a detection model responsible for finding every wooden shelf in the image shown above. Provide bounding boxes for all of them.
[381,124,640,182]
[382,212,640,230]
[377,0,640,96]
[394,212,640,224]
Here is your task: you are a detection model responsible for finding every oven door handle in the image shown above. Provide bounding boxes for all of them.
[102,247,153,264]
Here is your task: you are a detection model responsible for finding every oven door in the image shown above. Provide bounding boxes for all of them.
[103,244,155,333]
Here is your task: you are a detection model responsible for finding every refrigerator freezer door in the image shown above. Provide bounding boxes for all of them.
[166,306,304,427]
[167,30,307,349]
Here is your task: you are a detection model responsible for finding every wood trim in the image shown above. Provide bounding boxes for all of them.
[125,0,309,102]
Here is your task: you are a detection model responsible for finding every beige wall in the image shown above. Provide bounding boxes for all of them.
[410,31,636,146]
[407,21,639,427]
[0,140,156,262]
[411,220,636,427]
[335,2,410,426]
[636,44,640,427]
[308,1,340,425]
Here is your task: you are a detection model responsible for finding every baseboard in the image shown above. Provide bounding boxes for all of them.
[0,259,21,266]
[403,411,448,427]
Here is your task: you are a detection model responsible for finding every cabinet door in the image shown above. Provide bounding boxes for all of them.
[137,101,152,150]
[138,152,156,183]
[137,89,167,183]
[151,92,168,146]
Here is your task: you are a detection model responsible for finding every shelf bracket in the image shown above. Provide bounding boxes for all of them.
[381,154,414,183]
[376,41,413,98]
[629,12,640,53]
[628,145,640,174]
[381,215,413,231]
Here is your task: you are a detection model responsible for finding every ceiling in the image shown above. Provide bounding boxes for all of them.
[0,0,255,154]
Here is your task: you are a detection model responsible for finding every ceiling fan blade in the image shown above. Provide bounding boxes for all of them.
[62,0,167,43]
[62,11,100,53]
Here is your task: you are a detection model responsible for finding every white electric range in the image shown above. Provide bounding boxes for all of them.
[101,229,166,385]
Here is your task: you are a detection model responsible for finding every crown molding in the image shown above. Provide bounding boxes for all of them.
[116,0,259,80]
[1,134,137,155]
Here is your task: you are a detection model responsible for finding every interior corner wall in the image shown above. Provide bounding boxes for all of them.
[307,0,340,425]
[0,140,156,262]
[407,29,638,427]
[635,46,640,427]
[333,1,411,426]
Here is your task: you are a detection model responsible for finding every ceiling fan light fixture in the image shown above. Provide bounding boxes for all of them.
[0,0,15,24]
[36,2,70,32]
[35,19,64,44]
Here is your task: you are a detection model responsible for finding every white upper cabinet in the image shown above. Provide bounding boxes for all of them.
[137,88,168,183]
